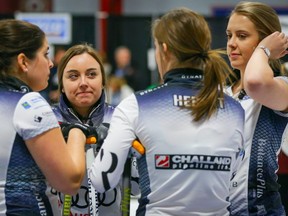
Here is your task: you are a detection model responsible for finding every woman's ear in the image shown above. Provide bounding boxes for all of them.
[17,53,28,72]
[161,43,170,61]
[162,43,168,53]
[160,43,167,61]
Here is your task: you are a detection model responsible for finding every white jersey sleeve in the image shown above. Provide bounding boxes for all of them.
[89,94,138,193]
[13,92,59,140]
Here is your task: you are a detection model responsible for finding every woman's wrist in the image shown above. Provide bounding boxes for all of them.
[257,45,270,58]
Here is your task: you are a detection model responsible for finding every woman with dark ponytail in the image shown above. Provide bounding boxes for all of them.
[0,19,88,215]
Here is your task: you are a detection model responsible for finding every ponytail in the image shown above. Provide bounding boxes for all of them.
[191,49,232,121]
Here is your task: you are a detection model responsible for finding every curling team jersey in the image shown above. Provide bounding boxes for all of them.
[90,68,245,216]
[0,77,59,215]
[48,92,123,216]
[226,79,288,216]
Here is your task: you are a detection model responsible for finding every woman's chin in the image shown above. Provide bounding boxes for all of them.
[78,100,95,107]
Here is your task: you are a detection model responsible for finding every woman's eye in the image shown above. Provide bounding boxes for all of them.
[68,74,78,79]
[87,71,97,78]
[238,34,247,39]
[45,52,49,58]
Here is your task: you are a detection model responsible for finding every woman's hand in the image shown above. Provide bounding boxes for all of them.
[258,31,288,59]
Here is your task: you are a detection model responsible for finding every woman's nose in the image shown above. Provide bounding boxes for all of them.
[228,37,236,48]
[49,58,54,69]
[79,76,88,86]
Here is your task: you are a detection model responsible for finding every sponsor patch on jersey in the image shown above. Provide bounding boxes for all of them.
[30,96,44,104]
[21,101,31,109]
[42,111,54,116]
[34,115,43,123]
[155,154,231,171]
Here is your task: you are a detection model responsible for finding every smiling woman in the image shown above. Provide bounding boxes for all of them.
[225,2,288,215]
[61,52,104,117]
[56,44,106,119]
[48,43,133,216]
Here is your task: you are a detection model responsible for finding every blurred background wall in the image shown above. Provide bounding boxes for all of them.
[0,0,287,87]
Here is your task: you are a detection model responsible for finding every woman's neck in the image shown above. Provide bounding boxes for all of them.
[232,81,243,94]
[72,106,90,120]
[232,69,245,94]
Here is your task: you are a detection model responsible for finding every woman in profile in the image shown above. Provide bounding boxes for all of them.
[0,19,87,215]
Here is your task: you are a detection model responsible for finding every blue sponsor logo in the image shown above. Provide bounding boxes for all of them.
[22,101,31,109]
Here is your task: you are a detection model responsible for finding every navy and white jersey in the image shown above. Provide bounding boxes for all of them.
[226,78,288,216]
[47,92,134,216]
[0,77,59,215]
[90,68,245,216]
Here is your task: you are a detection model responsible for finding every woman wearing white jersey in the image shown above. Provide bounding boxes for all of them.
[0,19,90,215]
[90,7,245,215]
[226,1,288,215]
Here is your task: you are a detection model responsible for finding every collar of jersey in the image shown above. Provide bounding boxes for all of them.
[163,68,203,84]
[0,76,32,93]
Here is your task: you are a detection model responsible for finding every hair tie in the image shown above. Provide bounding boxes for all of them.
[197,52,208,59]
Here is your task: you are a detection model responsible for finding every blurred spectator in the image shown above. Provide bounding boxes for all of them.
[40,45,67,104]
[98,50,112,78]
[111,46,140,91]
[106,75,134,106]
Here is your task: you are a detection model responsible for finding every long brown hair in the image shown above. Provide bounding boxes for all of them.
[152,8,233,121]
[230,1,282,73]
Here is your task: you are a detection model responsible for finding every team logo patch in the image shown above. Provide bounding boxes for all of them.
[155,154,231,171]
[22,101,31,109]
[155,155,170,168]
